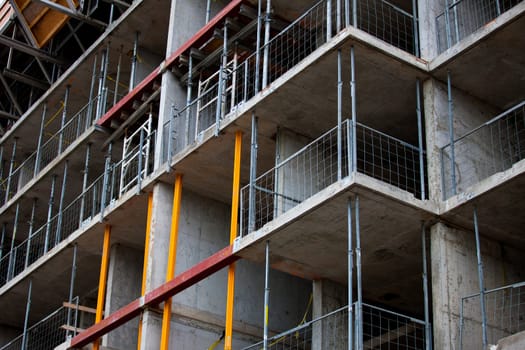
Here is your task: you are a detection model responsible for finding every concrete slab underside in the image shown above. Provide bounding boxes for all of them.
[236,177,433,317]
[442,163,525,250]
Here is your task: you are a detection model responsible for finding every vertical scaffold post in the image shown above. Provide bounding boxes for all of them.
[160,174,183,350]
[263,240,270,350]
[416,79,425,199]
[412,0,419,56]
[215,24,228,136]
[355,194,363,349]
[44,175,57,253]
[5,138,17,203]
[348,198,353,350]
[130,32,139,92]
[21,279,32,350]
[93,224,111,350]
[337,49,343,180]
[25,199,37,269]
[473,206,488,349]
[447,71,457,196]
[100,143,112,222]
[262,0,272,88]
[137,124,145,195]
[336,0,341,32]
[8,203,19,280]
[167,104,175,166]
[344,0,350,27]
[350,47,357,173]
[0,223,5,261]
[58,85,71,155]
[225,131,243,350]
[113,47,122,106]
[66,243,78,339]
[421,222,432,350]
[79,144,91,225]
[56,160,69,244]
[327,0,333,40]
[352,0,357,27]
[35,104,47,176]
[137,192,153,349]
[444,0,452,49]
[248,112,258,234]
[185,55,193,146]
[87,55,98,124]
[96,50,107,120]
[255,0,262,93]
[206,0,212,23]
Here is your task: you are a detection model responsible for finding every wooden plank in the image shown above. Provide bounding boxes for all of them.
[60,325,86,332]
[62,302,98,315]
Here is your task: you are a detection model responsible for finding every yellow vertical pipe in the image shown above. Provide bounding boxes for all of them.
[160,174,184,350]
[137,192,154,350]
[224,131,243,350]
[93,224,111,350]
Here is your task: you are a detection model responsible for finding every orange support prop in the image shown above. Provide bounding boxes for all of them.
[225,131,243,349]
[93,224,111,350]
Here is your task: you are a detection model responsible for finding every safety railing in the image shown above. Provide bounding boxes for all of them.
[440,100,525,199]
[0,131,155,288]
[459,281,525,350]
[0,93,104,207]
[0,296,92,350]
[242,303,427,349]
[436,0,523,53]
[240,119,424,236]
[163,0,419,164]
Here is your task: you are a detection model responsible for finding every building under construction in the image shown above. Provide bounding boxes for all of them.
[0,0,524,349]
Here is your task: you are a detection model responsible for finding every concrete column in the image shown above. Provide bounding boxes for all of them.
[423,78,499,200]
[139,182,173,350]
[102,244,142,349]
[418,0,447,59]
[155,0,224,169]
[312,279,347,350]
[430,222,525,350]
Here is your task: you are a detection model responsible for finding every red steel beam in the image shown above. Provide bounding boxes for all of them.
[69,245,240,349]
[96,0,245,129]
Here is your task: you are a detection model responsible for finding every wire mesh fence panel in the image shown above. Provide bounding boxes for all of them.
[264,0,329,86]
[441,102,525,198]
[436,0,523,53]
[0,297,84,350]
[353,0,417,54]
[362,303,426,349]
[242,306,349,350]
[356,123,423,198]
[459,282,525,350]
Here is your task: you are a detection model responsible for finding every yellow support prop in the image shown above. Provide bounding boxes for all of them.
[160,174,184,350]
[93,224,111,350]
[137,192,154,350]
[224,131,243,350]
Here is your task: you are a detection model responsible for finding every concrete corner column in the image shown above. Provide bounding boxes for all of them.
[102,244,142,349]
[312,279,347,350]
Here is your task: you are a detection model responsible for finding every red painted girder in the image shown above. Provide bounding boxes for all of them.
[69,245,240,349]
[96,0,245,129]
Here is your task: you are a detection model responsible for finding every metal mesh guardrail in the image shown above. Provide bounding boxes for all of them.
[436,0,523,53]
[459,281,525,350]
[242,303,427,350]
[163,0,419,164]
[0,297,89,350]
[240,119,423,236]
[0,130,155,288]
[440,100,525,199]
[0,94,103,207]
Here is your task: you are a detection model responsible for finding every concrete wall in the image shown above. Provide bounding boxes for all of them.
[418,0,447,59]
[423,78,500,199]
[430,222,525,350]
[103,244,142,350]
[141,182,311,349]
